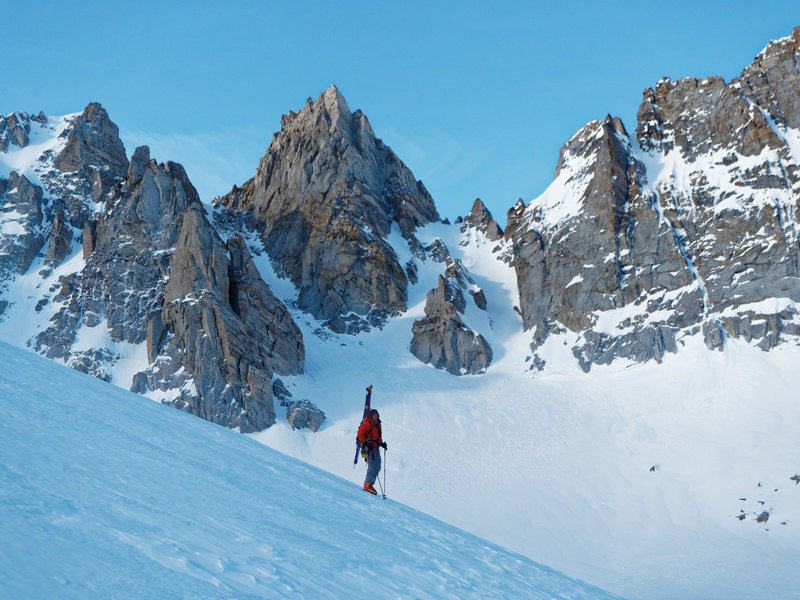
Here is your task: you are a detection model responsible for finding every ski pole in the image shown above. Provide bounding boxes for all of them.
[382,446,387,500]
[376,471,385,498]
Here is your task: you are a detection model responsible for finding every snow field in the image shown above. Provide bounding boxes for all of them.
[250,221,800,600]
[0,339,622,600]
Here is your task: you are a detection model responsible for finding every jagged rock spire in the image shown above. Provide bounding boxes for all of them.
[219,86,439,333]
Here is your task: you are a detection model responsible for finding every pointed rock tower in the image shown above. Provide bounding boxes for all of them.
[219,85,440,333]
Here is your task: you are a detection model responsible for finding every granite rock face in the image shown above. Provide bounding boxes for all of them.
[463,198,504,242]
[0,104,129,301]
[36,146,304,431]
[286,400,326,432]
[411,237,492,375]
[0,172,45,290]
[0,112,34,151]
[218,85,439,333]
[53,102,129,199]
[511,27,800,370]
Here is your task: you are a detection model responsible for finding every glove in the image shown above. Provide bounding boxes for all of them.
[381,442,387,450]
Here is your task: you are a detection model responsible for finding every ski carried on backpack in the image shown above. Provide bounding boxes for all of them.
[353,385,373,465]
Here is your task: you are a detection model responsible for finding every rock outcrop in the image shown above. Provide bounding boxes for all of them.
[411,239,492,375]
[37,145,304,431]
[511,27,800,370]
[0,172,45,293]
[218,85,439,333]
[463,198,504,241]
[0,112,35,151]
[286,400,326,432]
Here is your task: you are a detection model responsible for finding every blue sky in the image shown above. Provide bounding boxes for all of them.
[4,1,799,221]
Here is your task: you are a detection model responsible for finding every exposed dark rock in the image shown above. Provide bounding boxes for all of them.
[510,30,800,369]
[411,274,492,375]
[737,27,800,131]
[218,85,439,332]
[273,378,292,402]
[127,145,150,186]
[44,211,73,268]
[0,112,31,150]
[427,239,452,263]
[286,399,326,432]
[82,220,97,258]
[463,198,504,241]
[54,102,128,178]
[0,172,46,285]
[470,288,488,310]
[503,200,526,244]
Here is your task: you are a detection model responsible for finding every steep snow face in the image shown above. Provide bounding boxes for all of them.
[0,339,622,600]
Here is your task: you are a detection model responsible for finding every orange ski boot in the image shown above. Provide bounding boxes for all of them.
[363,482,377,495]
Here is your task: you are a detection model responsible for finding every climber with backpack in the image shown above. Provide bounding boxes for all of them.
[357,408,387,495]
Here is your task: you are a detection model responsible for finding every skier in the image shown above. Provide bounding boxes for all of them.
[357,408,387,495]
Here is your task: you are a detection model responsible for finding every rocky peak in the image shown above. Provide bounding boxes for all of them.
[737,26,800,130]
[411,270,493,376]
[0,111,32,150]
[54,102,128,179]
[1,104,133,301]
[512,28,800,371]
[555,116,629,180]
[218,86,439,332]
[463,198,503,241]
[320,84,354,132]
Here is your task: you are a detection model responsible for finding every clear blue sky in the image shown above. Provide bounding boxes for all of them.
[4,1,799,222]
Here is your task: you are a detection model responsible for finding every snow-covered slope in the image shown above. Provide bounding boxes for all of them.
[244,221,800,600]
[0,339,621,600]
[0,112,74,185]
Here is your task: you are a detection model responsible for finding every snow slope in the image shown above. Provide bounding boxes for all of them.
[0,339,622,600]
[244,221,800,600]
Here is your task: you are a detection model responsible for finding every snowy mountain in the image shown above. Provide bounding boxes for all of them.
[510,28,800,370]
[0,339,622,599]
[2,27,800,600]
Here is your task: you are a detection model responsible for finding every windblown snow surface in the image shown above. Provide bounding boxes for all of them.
[245,222,800,600]
[0,339,623,600]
